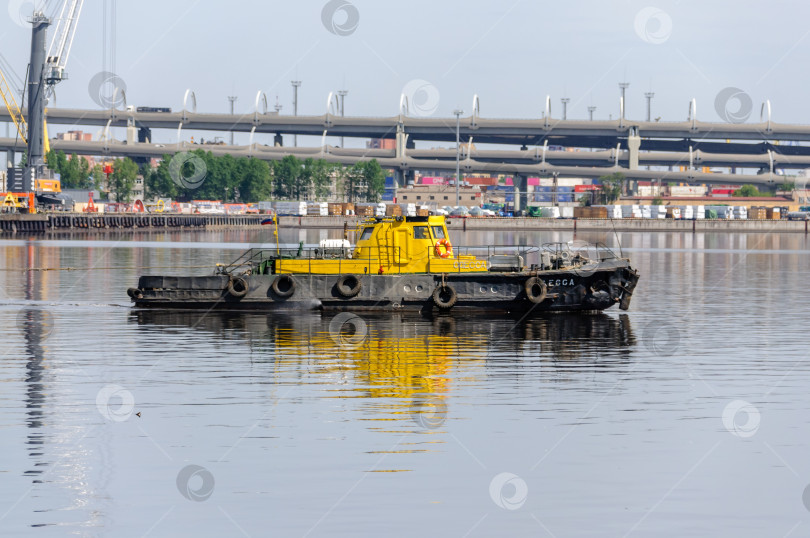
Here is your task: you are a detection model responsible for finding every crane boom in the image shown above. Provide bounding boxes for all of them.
[46,0,84,86]
[0,67,27,143]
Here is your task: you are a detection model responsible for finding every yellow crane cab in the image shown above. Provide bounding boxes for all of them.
[271,215,488,275]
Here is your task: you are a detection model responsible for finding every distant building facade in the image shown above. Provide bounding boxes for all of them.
[366,138,396,150]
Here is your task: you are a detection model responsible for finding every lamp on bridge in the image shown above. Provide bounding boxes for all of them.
[291,80,302,147]
[619,82,630,119]
[453,108,463,207]
[561,98,570,120]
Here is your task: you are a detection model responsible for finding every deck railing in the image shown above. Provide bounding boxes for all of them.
[219,243,609,275]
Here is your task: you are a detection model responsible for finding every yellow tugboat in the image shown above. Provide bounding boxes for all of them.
[128,215,639,314]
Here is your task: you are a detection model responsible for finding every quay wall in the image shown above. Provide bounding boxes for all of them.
[1,214,807,233]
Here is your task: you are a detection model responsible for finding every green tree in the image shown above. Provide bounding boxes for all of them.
[236,157,273,202]
[109,157,139,202]
[64,153,91,188]
[147,160,173,199]
[273,155,303,199]
[298,158,316,200]
[91,164,106,191]
[358,159,385,202]
[45,150,92,188]
[311,160,334,201]
[732,184,760,197]
[342,163,364,203]
[46,149,65,174]
[596,172,624,204]
[651,196,665,205]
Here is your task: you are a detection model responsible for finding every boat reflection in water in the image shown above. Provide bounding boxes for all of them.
[130,311,635,427]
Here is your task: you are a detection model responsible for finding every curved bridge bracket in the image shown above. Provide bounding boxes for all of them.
[398,93,409,121]
[254,91,268,123]
[688,98,697,131]
[102,118,113,151]
[471,94,480,128]
[544,95,551,128]
[761,100,772,133]
[182,89,197,122]
[248,125,257,155]
[324,91,339,128]
[110,87,127,117]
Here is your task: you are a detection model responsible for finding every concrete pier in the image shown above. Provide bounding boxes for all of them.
[275,216,809,233]
[1,214,807,233]
[0,213,267,232]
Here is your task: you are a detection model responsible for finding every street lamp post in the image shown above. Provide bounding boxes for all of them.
[644,91,655,122]
[561,98,570,120]
[619,82,630,119]
[453,108,463,207]
[338,89,348,148]
[227,96,237,145]
[291,80,301,147]
[588,106,596,121]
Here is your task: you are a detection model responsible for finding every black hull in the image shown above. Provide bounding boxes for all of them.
[129,261,639,315]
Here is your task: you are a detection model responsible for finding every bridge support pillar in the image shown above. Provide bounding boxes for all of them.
[393,169,415,187]
[274,134,283,147]
[138,127,151,144]
[395,124,409,161]
[393,169,404,189]
[627,128,641,170]
[391,169,413,200]
[127,124,138,145]
[513,174,528,214]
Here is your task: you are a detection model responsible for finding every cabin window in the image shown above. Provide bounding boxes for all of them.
[413,226,429,239]
[416,195,422,200]
[360,227,374,241]
[444,196,448,200]
[431,226,445,239]
[430,195,435,200]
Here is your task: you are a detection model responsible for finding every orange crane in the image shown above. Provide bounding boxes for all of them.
[1,0,84,212]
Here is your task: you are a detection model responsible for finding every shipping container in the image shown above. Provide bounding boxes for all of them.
[749,206,768,220]
[272,201,307,216]
[670,185,707,197]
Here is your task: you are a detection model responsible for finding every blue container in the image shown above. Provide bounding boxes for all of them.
[385,176,395,188]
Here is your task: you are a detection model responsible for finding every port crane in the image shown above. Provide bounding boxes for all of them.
[0,0,84,211]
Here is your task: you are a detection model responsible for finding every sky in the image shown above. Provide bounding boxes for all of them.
[0,0,809,148]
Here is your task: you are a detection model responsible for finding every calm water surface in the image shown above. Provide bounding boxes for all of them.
[1,228,809,537]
